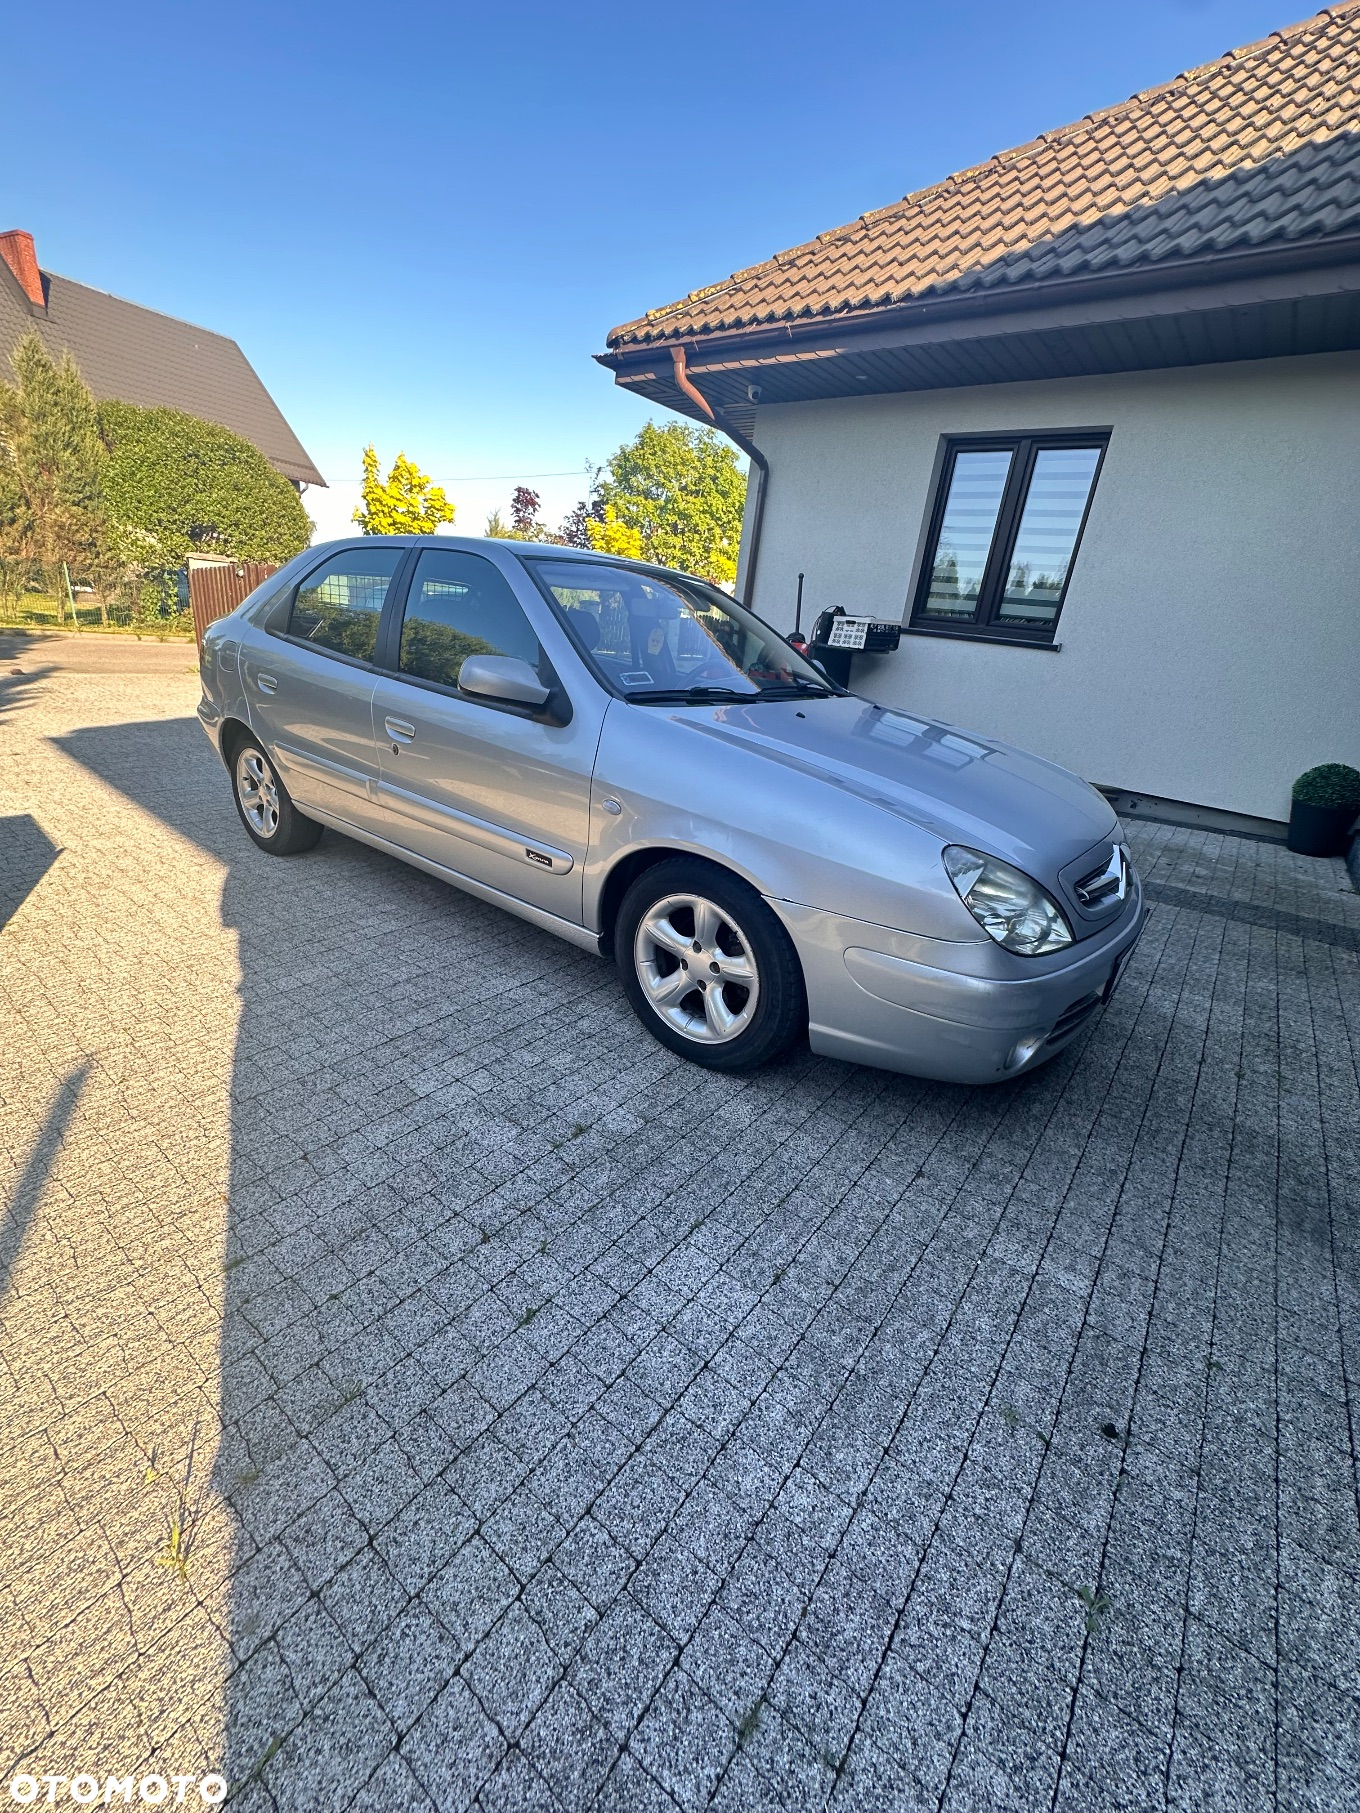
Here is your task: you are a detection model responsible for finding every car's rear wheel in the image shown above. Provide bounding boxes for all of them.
[616,858,805,1071]
[231,737,322,855]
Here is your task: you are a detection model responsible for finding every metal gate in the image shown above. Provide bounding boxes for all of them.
[188,560,280,649]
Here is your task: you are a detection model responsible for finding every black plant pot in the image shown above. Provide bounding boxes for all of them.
[1286,798,1359,857]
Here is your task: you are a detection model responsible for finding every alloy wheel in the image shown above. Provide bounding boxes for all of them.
[235,747,280,839]
[633,892,760,1044]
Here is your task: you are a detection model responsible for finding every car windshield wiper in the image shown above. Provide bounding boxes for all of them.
[627,686,759,705]
[750,682,835,700]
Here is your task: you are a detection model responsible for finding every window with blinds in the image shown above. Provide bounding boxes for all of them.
[910,433,1108,645]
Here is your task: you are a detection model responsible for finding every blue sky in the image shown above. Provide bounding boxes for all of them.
[7,0,1298,537]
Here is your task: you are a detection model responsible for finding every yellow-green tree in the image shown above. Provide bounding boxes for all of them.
[353,445,454,535]
[585,504,643,561]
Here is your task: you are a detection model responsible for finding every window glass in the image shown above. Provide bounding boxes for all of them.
[529,560,830,701]
[910,432,1106,641]
[399,548,540,688]
[288,547,402,662]
[996,446,1102,626]
[921,449,1012,620]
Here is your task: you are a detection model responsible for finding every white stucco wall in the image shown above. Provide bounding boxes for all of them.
[745,352,1360,822]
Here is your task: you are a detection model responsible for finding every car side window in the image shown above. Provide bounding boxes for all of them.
[287,547,404,662]
[398,549,541,688]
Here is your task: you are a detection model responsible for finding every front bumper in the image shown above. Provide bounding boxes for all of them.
[771,884,1146,1085]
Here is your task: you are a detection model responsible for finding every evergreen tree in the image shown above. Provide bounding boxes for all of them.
[0,331,108,582]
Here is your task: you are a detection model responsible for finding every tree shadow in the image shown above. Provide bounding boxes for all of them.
[0,659,59,722]
[1,1063,90,1302]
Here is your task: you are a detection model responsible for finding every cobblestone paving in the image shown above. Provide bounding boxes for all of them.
[2,653,1358,1811]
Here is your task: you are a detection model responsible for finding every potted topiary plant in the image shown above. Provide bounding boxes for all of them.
[1287,764,1360,857]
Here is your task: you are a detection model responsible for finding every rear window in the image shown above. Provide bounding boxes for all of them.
[287,547,403,662]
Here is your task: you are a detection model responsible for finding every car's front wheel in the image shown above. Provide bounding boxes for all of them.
[230,736,322,855]
[616,858,805,1071]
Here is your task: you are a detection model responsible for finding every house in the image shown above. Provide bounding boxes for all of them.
[0,228,324,491]
[596,3,1360,831]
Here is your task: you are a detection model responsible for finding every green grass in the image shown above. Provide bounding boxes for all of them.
[0,597,194,638]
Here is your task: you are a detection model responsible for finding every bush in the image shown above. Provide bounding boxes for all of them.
[1292,763,1360,808]
[99,401,312,567]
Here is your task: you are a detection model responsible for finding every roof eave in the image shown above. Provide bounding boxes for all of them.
[598,233,1360,423]
[601,229,1360,369]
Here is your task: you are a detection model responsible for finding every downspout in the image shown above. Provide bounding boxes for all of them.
[670,344,769,608]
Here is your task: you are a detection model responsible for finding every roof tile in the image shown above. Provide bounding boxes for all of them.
[609,1,1360,349]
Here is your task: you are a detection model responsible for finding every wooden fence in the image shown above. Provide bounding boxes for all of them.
[188,561,279,649]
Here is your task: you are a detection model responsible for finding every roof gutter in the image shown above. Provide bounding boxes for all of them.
[671,344,769,608]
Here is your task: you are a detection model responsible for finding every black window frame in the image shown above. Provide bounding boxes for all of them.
[268,543,415,673]
[907,430,1110,649]
[379,544,571,725]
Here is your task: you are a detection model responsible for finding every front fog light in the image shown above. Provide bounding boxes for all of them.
[943,845,1073,956]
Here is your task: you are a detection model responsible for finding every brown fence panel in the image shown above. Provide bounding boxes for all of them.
[189,561,280,649]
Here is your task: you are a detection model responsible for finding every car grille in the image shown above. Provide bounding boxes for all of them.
[1046,991,1103,1045]
[1073,845,1128,909]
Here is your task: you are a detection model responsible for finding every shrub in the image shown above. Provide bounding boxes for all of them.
[1292,764,1360,809]
[99,401,312,567]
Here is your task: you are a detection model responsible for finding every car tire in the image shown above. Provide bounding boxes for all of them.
[616,857,806,1072]
[230,736,322,856]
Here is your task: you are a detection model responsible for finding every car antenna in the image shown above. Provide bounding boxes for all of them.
[794,572,804,640]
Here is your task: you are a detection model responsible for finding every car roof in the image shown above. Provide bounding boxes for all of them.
[306,536,713,587]
[309,535,604,558]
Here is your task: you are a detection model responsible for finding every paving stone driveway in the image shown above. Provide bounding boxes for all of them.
[2,649,1358,1812]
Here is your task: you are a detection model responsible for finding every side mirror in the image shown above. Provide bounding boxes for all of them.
[458,654,551,710]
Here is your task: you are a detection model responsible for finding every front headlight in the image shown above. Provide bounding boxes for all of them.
[942,845,1073,956]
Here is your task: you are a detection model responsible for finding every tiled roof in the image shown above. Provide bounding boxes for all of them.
[608,2,1360,350]
[0,265,325,488]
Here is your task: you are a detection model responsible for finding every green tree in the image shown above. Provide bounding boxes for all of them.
[353,444,454,535]
[0,331,108,583]
[98,402,312,569]
[592,422,746,584]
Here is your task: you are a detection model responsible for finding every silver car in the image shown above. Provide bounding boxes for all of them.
[197,537,1145,1082]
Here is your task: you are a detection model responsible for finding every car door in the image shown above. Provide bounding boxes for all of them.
[237,543,407,832]
[370,546,600,922]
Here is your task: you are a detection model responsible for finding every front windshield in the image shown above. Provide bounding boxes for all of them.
[526,559,835,702]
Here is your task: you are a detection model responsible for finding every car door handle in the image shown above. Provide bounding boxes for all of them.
[384,716,415,744]
[255,672,278,695]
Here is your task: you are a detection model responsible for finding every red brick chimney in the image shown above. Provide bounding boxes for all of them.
[0,230,46,308]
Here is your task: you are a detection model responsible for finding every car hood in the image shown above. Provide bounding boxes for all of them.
[673,694,1118,879]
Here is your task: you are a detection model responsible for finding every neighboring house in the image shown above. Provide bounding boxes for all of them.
[597,2,1360,829]
[0,228,324,491]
